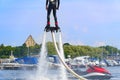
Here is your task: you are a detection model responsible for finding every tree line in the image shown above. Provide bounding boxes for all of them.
[0,42,120,58]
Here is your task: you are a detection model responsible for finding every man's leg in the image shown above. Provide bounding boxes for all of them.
[47,6,52,27]
[53,7,58,27]
[45,6,52,31]
[53,7,60,32]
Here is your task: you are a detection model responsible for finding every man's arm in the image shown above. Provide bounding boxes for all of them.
[46,0,49,9]
[57,0,60,9]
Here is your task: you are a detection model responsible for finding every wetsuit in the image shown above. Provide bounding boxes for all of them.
[46,0,60,27]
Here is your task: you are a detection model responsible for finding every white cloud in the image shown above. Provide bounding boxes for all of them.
[82,27,88,33]
[94,41,106,47]
[67,40,85,46]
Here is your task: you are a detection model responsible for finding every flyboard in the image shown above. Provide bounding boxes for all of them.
[44,27,87,80]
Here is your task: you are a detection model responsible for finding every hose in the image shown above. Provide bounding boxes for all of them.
[51,32,87,80]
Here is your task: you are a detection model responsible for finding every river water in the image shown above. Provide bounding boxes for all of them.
[0,66,119,80]
[106,66,120,80]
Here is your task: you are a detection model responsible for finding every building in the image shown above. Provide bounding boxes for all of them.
[25,35,36,47]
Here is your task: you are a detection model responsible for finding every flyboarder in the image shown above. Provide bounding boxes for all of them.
[45,0,60,32]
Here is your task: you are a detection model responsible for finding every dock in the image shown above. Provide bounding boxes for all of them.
[0,63,37,70]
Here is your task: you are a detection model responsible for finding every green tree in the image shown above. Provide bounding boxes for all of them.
[46,42,56,55]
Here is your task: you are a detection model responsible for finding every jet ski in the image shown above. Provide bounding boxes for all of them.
[74,65,112,80]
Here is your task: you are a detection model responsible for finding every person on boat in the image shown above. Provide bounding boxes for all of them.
[46,0,60,28]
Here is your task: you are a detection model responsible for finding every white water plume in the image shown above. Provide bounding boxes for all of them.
[58,32,68,80]
[30,32,50,80]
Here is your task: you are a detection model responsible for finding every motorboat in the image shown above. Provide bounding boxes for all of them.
[73,65,112,80]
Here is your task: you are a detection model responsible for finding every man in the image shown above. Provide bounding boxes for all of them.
[46,0,60,28]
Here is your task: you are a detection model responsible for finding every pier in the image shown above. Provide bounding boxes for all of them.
[0,60,37,70]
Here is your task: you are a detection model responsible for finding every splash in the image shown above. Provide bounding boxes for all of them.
[34,32,49,80]
[26,32,68,80]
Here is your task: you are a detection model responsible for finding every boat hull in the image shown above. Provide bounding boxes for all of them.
[83,72,112,80]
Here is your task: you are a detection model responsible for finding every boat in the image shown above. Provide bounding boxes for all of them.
[73,65,112,80]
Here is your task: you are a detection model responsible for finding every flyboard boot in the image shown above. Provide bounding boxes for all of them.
[44,22,50,32]
[44,22,60,32]
[55,22,60,32]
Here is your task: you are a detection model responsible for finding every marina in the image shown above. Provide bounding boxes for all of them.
[0,53,119,80]
[0,54,119,80]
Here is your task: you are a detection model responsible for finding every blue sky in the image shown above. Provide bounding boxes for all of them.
[0,0,120,48]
